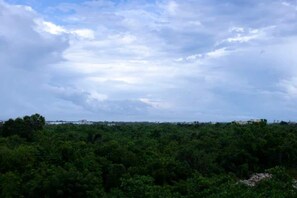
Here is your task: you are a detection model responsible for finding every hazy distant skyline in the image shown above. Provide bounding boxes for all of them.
[1,0,297,121]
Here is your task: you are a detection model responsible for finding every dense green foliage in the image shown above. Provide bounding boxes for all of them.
[0,116,297,197]
[1,114,45,140]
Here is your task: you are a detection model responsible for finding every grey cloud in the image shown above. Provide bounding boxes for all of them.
[0,1,69,119]
[0,2,68,70]
[49,86,152,118]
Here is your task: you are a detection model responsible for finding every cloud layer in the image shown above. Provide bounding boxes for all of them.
[1,0,297,121]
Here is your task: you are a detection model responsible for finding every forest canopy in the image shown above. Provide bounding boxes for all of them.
[0,115,297,197]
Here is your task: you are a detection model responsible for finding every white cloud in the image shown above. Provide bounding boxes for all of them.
[282,2,291,7]
[278,78,297,99]
[206,48,230,58]
[166,1,179,15]
[229,27,245,33]
[36,19,95,40]
[37,20,67,35]
[184,48,230,62]
[224,28,265,43]
[281,1,297,10]
[139,98,172,109]
[72,29,95,39]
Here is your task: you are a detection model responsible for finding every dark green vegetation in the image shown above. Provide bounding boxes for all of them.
[0,115,297,197]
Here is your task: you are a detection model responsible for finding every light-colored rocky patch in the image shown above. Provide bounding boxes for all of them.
[240,173,272,187]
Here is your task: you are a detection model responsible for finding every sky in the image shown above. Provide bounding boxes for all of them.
[1,0,297,122]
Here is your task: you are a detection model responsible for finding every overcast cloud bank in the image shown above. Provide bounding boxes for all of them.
[1,0,297,121]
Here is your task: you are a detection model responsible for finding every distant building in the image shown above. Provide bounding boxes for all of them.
[75,120,93,125]
[46,121,68,125]
[233,121,248,125]
[46,120,94,125]
[247,119,263,124]
[233,119,266,125]
[107,123,116,126]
